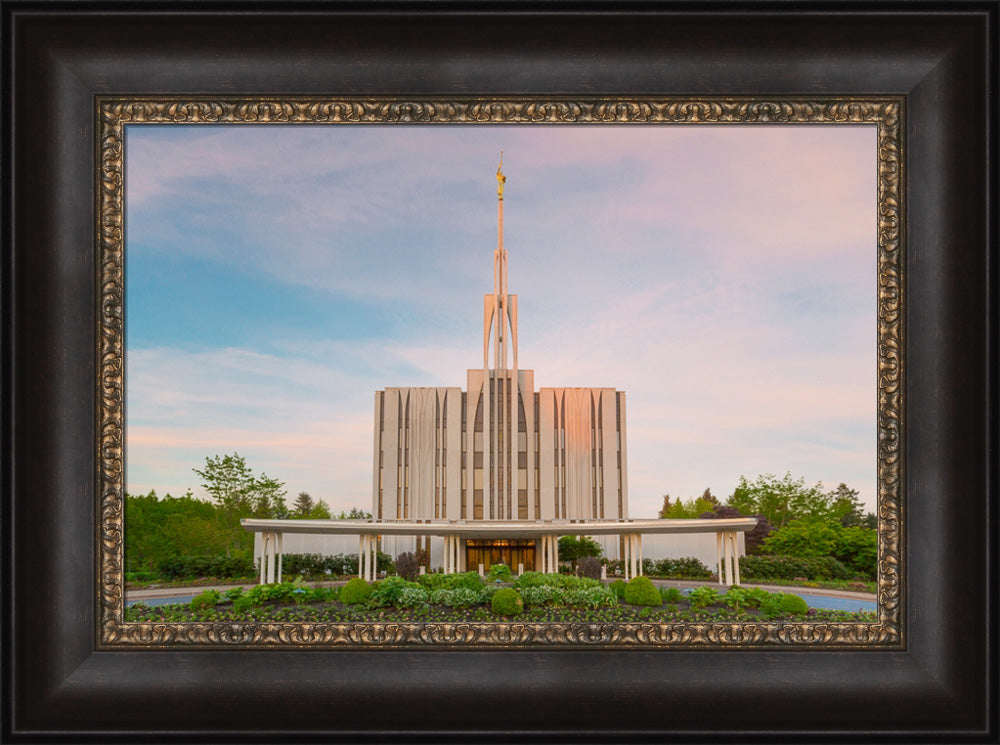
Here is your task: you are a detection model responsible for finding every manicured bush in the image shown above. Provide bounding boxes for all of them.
[756,591,810,617]
[649,557,713,580]
[487,563,512,583]
[739,554,854,581]
[189,589,220,611]
[660,586,683,604]
[339,577,372,605]
[623,576,661,606]
[776,593,809,615]
[491,588,524,616]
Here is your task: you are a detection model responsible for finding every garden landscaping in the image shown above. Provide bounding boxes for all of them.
[125,569,877,625]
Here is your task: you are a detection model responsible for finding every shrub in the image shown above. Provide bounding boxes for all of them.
[649,557,713,580]
[723,587,752,612]
[159,553,255,580]
[223,586,245,602]
[491,588,524,616]
[777,593,809,615]
[429,587,481,608]
[340,577,372,605]
[189,589,220,611]
[687,586,720,609]
[564,586,617,609]
[367,576,424,607]
[513,572,598,591]
[487,563,512,583]
[233,594,255,614]
[660,586,683,604]
[609,579,627,601]
[518,585,566,607]
[394,586,430,609]
[417,573,449,591]
[739,554,853,581]
[395,552,420,581]
[577,556,603,580]
[831,526,877,580]
[623,576,661,606]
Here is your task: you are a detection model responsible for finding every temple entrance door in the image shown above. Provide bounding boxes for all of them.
[465,539,536,574]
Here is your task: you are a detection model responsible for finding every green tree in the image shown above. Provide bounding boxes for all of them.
[663,493,718,519]
[729,472,834,528]
[761,518,877,579]
[293,491,315,517]
[558,535,603,572]
[124,489,245,571]
[657,494,672,519]
[828,483,866,527]
[308,499,332,519]
[334,507,373,519]
[192,453,289,543]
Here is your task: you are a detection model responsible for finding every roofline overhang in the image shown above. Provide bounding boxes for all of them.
[241,517,758,538]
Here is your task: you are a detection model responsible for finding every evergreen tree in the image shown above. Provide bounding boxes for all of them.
[293,491,315,517]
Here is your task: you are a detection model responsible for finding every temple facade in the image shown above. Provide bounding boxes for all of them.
[244,163,755,582]
[371,160,628,570]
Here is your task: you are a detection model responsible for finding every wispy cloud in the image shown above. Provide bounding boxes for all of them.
[125,124,878,516]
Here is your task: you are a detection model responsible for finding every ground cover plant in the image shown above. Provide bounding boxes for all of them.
[126,576,875,625]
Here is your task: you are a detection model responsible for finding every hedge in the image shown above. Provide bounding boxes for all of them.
[738,554,854,581]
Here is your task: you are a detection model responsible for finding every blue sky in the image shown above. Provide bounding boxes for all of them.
[125,123,877,517]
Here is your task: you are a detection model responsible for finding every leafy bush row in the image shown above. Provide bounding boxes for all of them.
[738,554,854,581]
[645,557,714,580]
[158,553,255,580]
[604,557,713,580]
[281,552,393,577]
[187,576,813,620]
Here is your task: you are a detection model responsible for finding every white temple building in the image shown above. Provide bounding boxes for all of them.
[244,162,755,583]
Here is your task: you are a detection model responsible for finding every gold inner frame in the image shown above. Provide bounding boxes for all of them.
[97,97,903,648]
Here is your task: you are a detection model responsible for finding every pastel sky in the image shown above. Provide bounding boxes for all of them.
[124,123,877,518]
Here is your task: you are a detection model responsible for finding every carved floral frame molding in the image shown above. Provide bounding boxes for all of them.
[97,97,903,648]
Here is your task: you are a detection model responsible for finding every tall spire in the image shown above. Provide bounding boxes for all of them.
[481,155,519,519]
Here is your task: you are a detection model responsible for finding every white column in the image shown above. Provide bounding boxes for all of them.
[727,531,740,586]
[265,532,275,584]
[716,532,724,585]
[259,533,267,585]
[276,533,283,584]
[358,535,366,580]
[623,535,631,581]
[636,534,643,576]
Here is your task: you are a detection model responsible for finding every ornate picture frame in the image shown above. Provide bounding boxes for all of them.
[99,96,902,649]
[6,4,992,740]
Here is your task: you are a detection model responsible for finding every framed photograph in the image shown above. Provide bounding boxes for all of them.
[5,3,993,741]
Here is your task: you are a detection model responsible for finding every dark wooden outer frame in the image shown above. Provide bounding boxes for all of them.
[4,3,994,741]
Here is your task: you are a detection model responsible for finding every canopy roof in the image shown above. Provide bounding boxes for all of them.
[242,517,757,538]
